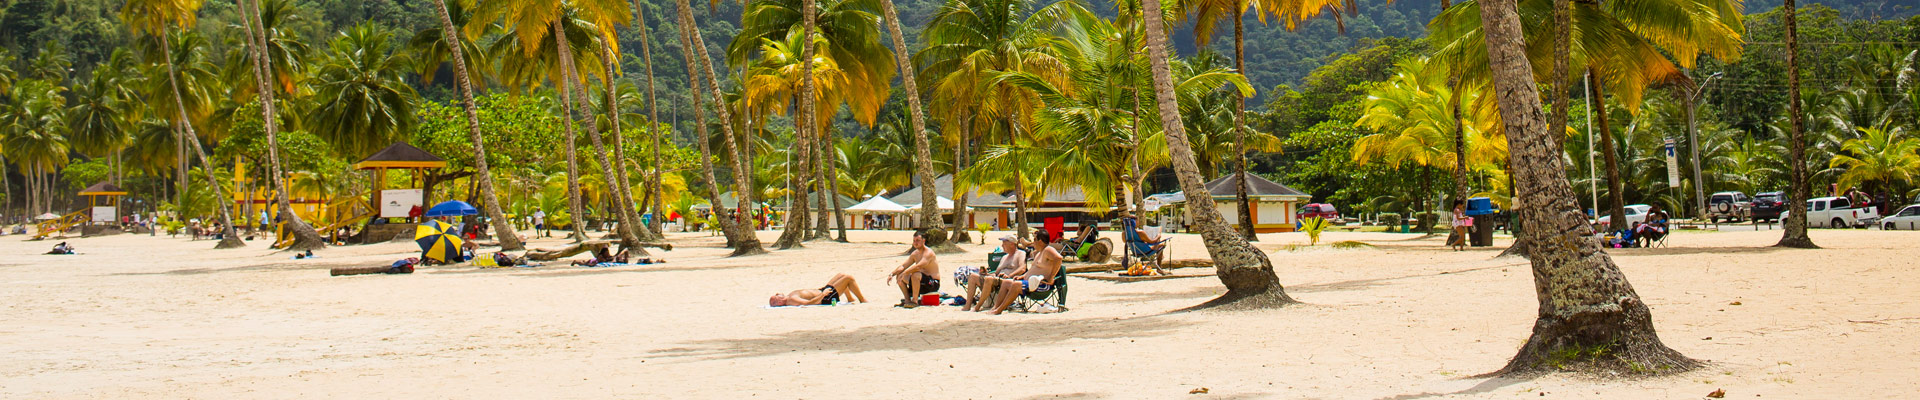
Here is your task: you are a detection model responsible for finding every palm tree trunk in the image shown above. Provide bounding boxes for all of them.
[550,23,592,244]
[1231,9,1256,241]
[824,129,848,242]
[629,0,667,236]
[557,37,647,252]
[1777,0,1816,248]
[600,43,658,243]
[879,0,945,242]
[812,130,831,239]
[158,32,245,249]
[238,0,325,250]
[672,19,741,246]
[945,117,972,241]
[1450,87,1469,205]
[1140,0,1292,309]
[776,107,813,248]
[1588,68,1627,231]
[429,0,523,251]
[1476,0,1695,375]
[677,0,767,256]
[1013,165,1031,240]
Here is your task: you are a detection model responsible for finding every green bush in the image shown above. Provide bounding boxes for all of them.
[1375,213,1403,225]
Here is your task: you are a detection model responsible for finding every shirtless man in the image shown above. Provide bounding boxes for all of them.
[769,273,868,307]
[887,230,941,308]
[962,236,1027,311]
[984,231,1063,315]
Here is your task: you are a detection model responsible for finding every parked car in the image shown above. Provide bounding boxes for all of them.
[1750,191,1787,223]
[1707,191,1752,223]
[1781,197,1881,228]
[1297,203,1340,221]
[1882,204,1920,230]
[1596,204,1653,231]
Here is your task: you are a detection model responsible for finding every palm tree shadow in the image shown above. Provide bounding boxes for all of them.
[1372,376,1527,400]
[648,316,1190,363]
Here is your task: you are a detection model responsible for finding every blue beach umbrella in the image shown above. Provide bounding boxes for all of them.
[425,200,479,217]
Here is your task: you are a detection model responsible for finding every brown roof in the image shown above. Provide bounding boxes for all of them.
[79,182,125,195]
[355,142,445,166]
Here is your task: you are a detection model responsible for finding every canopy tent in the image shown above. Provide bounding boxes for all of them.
[846,196,908,213]
[905,196,956,211]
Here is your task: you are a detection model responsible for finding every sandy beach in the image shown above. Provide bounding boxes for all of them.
[3,227,1917,398]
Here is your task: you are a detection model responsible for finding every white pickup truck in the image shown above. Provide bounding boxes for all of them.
[1782,196,1880,228]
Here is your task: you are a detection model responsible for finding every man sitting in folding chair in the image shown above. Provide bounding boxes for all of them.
[982,231,1064,315]
[1121,213,1170,275]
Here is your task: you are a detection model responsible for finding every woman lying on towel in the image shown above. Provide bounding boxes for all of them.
[769,273,868,307]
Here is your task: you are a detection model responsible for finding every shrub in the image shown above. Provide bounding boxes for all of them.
[1375,213,1403,225]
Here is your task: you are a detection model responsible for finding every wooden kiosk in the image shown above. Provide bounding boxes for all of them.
[353,143,448,243]
[78,182,129,236]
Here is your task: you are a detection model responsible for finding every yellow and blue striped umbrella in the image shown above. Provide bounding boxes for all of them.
[415,220,465,262]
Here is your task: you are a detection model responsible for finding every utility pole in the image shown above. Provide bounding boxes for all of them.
[1685,72,1724,220]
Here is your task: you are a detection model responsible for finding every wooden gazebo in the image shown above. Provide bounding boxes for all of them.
[354,142,446,225]
[78,182,128,233]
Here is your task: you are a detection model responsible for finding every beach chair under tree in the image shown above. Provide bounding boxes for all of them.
[1121,217,1168,275]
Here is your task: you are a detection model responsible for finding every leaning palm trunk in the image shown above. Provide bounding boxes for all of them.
[824,129,848,241]
[599,43,659,243]
[1140,0,1292,309]
[1588,69,1627,230]
[158,33,245,249]
[629,0,667,236]
[813,134,832,239]
[1777,0,1816,248]
[878,0,948,245]
[1231,11,1256,241]
[554,27,647,254]
[550,23,592,244]
[677,0,767,256]
[673,16,743,247]
[237,0,325,250]
[775,113,813,248]
[428,0,523,250]
[1475,0,1696,375]
[946,117,972,242]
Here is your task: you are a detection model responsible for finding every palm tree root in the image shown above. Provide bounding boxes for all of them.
[215,237,247,249]
[1774,236,1818,249]
[1499,302,1700,377]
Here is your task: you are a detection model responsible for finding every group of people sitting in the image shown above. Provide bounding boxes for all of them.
[769,230,1066,315]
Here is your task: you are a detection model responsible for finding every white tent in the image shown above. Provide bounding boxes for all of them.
[846,196,909,213]
[906,196,955,211]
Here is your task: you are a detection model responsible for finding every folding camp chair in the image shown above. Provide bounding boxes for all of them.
[1011,264,1069,313]
[1121,217,1168,274]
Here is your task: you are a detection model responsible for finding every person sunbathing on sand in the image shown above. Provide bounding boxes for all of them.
[886,230,941,308]
[769,273,868,307]
[982,231,1062,315]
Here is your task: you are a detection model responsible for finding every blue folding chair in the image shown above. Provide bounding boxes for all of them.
[1122,218,1168,273]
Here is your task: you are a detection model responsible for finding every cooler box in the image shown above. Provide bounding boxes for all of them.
[1466,197,1498,247]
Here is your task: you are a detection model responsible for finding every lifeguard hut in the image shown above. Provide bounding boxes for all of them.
[353,142,447,243]
[78,182,128,236]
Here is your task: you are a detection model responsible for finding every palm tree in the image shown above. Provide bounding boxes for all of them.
[1828,126,1920,201]
[1473,0,1695,375]
[1353,57,1497,223]
[1429,0,1745,229]
[918,0,1083,239]
[1179,0,1350,240]
[1778,0,1814,248]
[623,0,669,236]
[3,79,70,215]
[233,0,328,250]
[423,0,525,251]
[673,0,767,256]
[309,24,418,158]
[1138,0,1291,308]
[121,0,247,248]
[869,0,943,245]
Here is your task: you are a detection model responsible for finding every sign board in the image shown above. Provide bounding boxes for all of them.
[1664,139,1681,187]
[91,206,117,223]
[380,189,424,218]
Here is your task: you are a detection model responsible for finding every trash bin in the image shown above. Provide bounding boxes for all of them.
[1466,197,1498,247]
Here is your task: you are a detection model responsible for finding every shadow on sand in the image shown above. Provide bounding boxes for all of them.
[648,316,1190,362]
[1372,376,1527,400]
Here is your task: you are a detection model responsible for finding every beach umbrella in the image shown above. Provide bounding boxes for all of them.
[35,213,61,220]
[424,200,478,217]
[414,220,465,262]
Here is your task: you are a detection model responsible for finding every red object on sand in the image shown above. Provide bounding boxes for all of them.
[920,294,940,306]
[1044,217,1065,241]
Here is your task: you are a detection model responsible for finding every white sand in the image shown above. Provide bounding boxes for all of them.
[2,226,1916,398]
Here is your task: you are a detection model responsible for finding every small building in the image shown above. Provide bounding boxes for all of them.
[888,175,1008,230]
[1201,172,1312,233]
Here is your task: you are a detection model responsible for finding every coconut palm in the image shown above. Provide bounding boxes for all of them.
[1136,0,1291,308]
[620,0,670,235]
[917,0,1084,239]
[3,79,70,214]
[422,0,525,250]
[309,23,418,159]
[1429,0,1745,228]
[672,0,767,255]
[121,0,247,248]
[1178,0,1351,240]
[1828,126,1920,200]
[1777,0,1815,248]
[1472,0,1696,375]
[232,0,328,250]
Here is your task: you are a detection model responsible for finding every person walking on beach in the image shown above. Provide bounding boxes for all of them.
[533,210,548,238]
[1448,200,1472,251]
[887,230,941,308]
